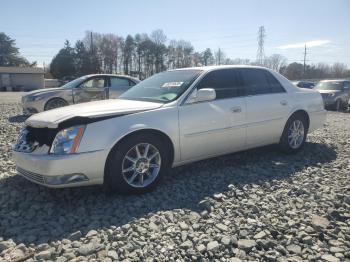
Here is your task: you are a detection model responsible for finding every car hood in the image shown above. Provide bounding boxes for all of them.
[25,87,68,97]
[25,99,163,128]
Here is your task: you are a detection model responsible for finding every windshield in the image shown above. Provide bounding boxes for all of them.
[315,81,344,91]
[61,76,88,89]
[120,70,202,103]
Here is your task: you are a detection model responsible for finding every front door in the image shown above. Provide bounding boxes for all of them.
[179,69,246,162]
[239,68,291,147]
[73,76,108,104]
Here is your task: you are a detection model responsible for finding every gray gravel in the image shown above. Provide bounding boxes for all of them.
[0,95,349,261]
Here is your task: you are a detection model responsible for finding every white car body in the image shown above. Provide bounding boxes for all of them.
[13,66,326,188]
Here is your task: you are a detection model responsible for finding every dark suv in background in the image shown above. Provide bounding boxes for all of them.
[292,81,315,89]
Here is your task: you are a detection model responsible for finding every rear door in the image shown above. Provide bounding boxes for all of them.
[108,77,136,99]
[240,68,291,147]
[73,76,108,104]
[179,69,246,161]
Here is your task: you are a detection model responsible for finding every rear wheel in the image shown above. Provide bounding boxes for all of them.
[44,98,68,111]
[104,133,170,194]
[279,113,308,154]
[334,99,341,112]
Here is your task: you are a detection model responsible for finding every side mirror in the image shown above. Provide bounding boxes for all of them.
[187,88,216,104]
[196,88,216,102]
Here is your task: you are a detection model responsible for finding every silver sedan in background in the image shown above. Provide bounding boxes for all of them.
[22,74,140,114]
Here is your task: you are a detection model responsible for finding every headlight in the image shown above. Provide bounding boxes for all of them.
[25,95,42,102]
[329,93,335,97]
[50,125,85,155]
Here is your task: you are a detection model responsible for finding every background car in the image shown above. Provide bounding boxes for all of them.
[314,79,350,111]
[292,80,315,89]
[13,66,326,194]
[21,74,140,114]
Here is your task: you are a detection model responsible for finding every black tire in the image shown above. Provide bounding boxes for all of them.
[44,98,68,111]
[104,133,170,194]
[279,113,308,154]
[334,99,341,112]
[340,100,348,111]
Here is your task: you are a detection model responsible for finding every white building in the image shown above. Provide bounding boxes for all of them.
[0,67,45,91]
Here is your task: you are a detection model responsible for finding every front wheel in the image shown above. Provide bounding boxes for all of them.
[104,133,170,194]
[44,98,68,111]
[279,114,308,154]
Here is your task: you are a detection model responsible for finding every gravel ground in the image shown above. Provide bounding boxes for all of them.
[0,94,349,261]
[0,92,25,103]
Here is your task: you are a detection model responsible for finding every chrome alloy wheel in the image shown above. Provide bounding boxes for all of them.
[45,99,67,110]
[121,143,161,188]
[288,120,305,149]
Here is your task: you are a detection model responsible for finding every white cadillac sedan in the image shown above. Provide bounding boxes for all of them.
[13,66,326,194]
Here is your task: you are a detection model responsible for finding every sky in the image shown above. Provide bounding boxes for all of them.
[1,0,350,68]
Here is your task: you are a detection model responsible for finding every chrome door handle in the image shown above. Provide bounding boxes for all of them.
[231,106,242,113]
[280,100,288,106]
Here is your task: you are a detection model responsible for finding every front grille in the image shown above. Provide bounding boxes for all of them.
[16,167,45,184]
[321,93,329,99]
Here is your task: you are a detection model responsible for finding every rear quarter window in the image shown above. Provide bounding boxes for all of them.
[240,69,285,95]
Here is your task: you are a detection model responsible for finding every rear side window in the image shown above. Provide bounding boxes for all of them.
[240,69,285,95]
[197,69,245,99]
[110,77,131,88]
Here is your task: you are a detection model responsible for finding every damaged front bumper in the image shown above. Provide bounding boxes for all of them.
[22,98,43,115]
[13,149,106,188]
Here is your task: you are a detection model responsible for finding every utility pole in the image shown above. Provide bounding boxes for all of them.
[303,44,307,78]
[218,48,221,65]
[90,31,93,54]
[257,26,266,65]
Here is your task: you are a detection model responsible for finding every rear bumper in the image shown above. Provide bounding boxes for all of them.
[12,149,107,188]
[309,110,327,132]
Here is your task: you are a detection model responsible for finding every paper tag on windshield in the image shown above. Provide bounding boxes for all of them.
[162,82,183,88]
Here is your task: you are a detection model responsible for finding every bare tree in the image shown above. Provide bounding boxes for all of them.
[201,48,214,66]
[331,63,347,78]
[264,54,287,72]
[49,30,350,80]
[214,48,226,65]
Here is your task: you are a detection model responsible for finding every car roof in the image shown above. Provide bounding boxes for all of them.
[170,65,269,72]
[83,74,140,81]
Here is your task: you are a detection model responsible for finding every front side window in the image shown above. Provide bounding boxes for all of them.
[240,69,285,95]
[80,77,106,89]
[110,77,130,88]
[61,76,88,89]
[120,70,202,103]
[197,69,245,99]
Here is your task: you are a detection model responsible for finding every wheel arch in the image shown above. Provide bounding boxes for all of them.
[288,109,310,129]
[280,109,310,142]
[104,128,175,177]
[44,97,68,111]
